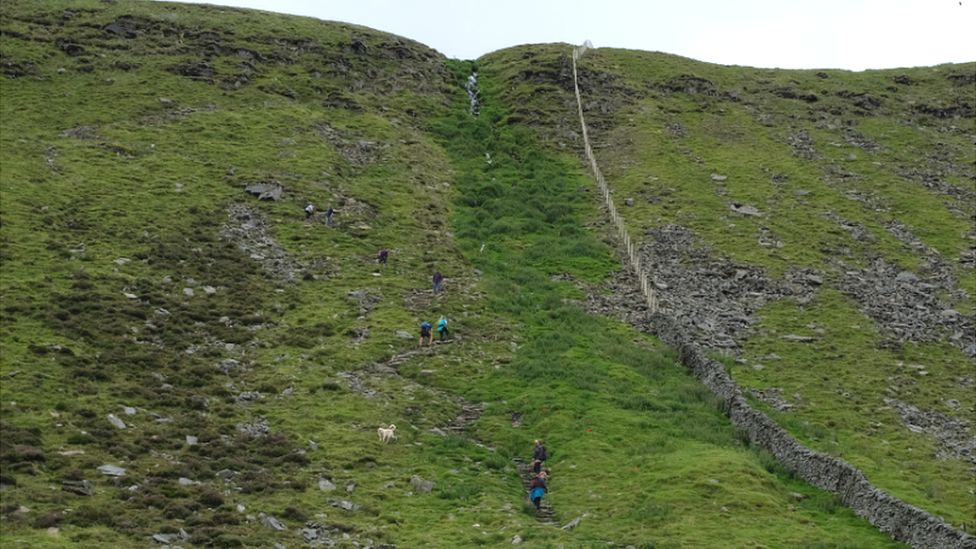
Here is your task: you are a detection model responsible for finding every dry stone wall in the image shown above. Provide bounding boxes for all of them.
[571,43,975,549]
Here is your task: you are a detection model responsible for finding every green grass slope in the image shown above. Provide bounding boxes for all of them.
[0,1,476,546]
[0,1,923,547]
[475,44,974,529]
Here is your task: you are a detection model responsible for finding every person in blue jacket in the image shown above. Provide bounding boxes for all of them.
[436,316,449,341]
[419,321,432,346]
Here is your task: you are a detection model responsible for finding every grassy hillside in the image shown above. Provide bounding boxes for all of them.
[0,1,953,547]
[475,44,974,529]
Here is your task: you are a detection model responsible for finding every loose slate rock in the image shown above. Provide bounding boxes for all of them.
[245,182,283,201]
[805,274,824,286]
[561,516,583,530]
[318,477,336,491]
[895,271,919,283]
[107,414,127,429]
[236,418,270,437]
[217,359,240,373]
[62,479,93,496]
[260,513,287,531]
[730,202,762,216]
[152,533,176,544]
[329,499,360,511]
[98,464,126,477]
[781,334,818,342]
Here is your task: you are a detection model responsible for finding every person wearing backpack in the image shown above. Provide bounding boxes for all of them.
[436,316,449,342]
[532,439,548,473]
[419,320,432,346]
[529,470,548,511]
[304,203,315,220]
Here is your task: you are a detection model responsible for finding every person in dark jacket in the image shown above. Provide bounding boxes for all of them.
[377,249,389,264]
[529,471,548,510]
[432,271,444,293]
[532,439,548,473]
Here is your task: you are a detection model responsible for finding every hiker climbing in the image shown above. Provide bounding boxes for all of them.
[432,271,444,293]
[377,249,389,265]
[532,439,548,474]
[419,320,433,346]
[304,203,315,220]
[529,470,548,511]
[436,316,449,341]
[325,206,335,226]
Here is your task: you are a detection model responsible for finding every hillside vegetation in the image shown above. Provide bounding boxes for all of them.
[476,44,975,529]
[0,1,968,548]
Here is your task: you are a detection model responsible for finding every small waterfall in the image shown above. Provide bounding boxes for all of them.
[465,71,480,116]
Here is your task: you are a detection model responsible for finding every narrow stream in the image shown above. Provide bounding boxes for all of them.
[465,71,480,116]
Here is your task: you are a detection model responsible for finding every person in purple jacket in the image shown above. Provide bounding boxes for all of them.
[432,271,444,293]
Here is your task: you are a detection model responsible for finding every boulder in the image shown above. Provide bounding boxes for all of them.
[410,475,434,493]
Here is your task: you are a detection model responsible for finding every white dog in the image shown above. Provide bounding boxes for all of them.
[377,424,397,443]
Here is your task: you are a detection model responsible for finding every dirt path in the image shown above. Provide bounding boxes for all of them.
[513,458,557,525]
[357,344,563,524]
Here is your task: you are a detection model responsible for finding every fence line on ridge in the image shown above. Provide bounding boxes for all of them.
[572,42,658,313]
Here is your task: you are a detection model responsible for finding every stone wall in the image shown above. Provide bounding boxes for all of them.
[652,313,975,548]
[571,43,975,549]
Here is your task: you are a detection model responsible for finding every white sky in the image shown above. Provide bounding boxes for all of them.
[164,0,976,70]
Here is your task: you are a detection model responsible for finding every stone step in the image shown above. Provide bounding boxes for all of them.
[513,458,556,524]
